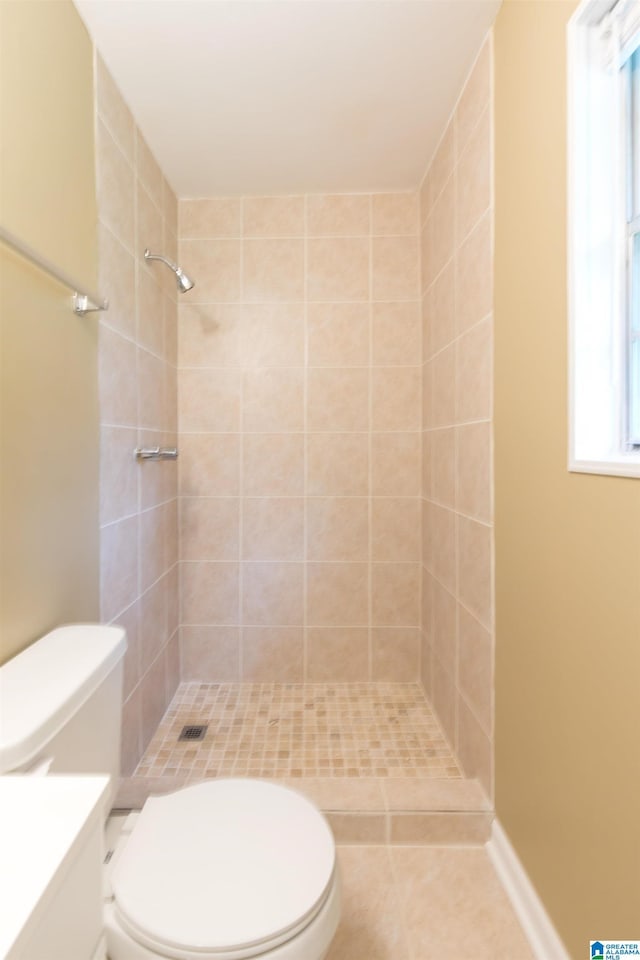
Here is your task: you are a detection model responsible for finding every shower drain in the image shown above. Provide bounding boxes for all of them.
[178,724,208,742]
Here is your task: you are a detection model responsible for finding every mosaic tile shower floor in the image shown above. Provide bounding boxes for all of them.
[135,682,463,780]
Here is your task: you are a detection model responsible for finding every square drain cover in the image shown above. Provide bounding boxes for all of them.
[178,724,207,742]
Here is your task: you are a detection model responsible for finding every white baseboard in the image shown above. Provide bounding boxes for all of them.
[486,819,570,960]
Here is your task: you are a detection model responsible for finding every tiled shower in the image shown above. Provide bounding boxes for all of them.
[97,36,494,806]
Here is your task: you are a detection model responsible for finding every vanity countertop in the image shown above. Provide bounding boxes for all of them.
[0,774,109,960]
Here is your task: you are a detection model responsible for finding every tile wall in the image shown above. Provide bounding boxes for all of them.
[419,38,494,797]
[96,56,180,774]
[177,193,422,682]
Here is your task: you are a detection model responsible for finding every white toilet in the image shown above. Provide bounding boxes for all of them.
[0,625,341,960]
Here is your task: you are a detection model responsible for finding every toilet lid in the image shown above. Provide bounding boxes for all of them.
[111,779,336,959]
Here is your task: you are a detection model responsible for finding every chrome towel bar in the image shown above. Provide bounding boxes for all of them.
[0,225,109,316]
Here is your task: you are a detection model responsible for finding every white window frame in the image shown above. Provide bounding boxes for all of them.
[568,0,640,478]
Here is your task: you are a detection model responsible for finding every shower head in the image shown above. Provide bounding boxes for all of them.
[144,249,195,293]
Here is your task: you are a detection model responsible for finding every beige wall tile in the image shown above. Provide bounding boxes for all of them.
[307,237,369,300]
[243,195,304,237]
[98,224,136,340]
[372,627,420,681]
[137,270,164,358]
[307,433,369,496]
[431,651,456,748]
[372,236,419,301]
[371,498,421,561]
[382,777,491,812]
[306,627,369,681]
[242,498,304,561]
[456,696,493,799]
[137,183,164,276]
[371,432,421,496]
[240,303,305,367]
[179,368,241,433]
[242,434,304,496]
[180,625,240,681]
[242,626,303,681]
[96,119,135,251]
[457,516,493,629]
[179,197,241,238]
[431,427,456,508]
[429,259,456,357]
[428,503,456,594]
[456,421,492,522]
[458,604,493,736]
[242,368,304,432]
[96,55,135,162]
[120,686,142,776]
[100,426,138,526]
[179,304,241,368]
[139,578,168,665]
[138,348,165,431]
[307,368,369,432]
[325,813,387,843]
[429,123,455,211]
[371,302,421,366]
[180,497,239,561]
[456,317,492,423]
[179,238,242,303]
[432,578,457,675]
[307,194,370,236]
[136,131,164,211]
[140,505,167,591]
[99,326,138,428]
[100,516,138,622]
[307,497,368,562]
[372,192,419,236]
[456,211,492,335]
[429,175,455,280]
[179,434,240,496]
[372,367,421,431]
[371,563,420,626]
[456,39,491,158]
[307,303,369,367]
[243,238,304,301]
[390,812,492,844]
[431,343,456,429]
[419,169,432,228]
[242,561,304,625]
[180,561,239,624]
[457,107,491,243]
[306,563,369,626]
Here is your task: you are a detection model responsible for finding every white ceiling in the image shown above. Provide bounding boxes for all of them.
[74,0,501,198]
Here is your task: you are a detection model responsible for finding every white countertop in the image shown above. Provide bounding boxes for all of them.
[0,775,110,960]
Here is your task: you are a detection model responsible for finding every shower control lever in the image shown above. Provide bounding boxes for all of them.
[134,447,178,461]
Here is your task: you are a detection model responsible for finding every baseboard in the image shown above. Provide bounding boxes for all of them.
[486,819,570,960]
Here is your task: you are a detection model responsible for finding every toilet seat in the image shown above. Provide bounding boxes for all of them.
[110,780,337,960]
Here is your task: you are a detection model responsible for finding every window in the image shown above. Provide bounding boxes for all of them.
[568,0,640,477]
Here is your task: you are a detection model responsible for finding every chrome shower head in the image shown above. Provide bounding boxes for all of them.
[144,249,195,293]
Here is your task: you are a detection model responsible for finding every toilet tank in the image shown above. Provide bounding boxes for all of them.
[0,625,127,799]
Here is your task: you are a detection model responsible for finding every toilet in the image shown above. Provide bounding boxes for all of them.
[0,625,341,960]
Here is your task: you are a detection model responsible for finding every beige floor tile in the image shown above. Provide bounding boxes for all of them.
[390,846,534,960]
[327,847,412,960]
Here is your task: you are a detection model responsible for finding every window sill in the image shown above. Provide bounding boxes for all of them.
[569,455,640,479]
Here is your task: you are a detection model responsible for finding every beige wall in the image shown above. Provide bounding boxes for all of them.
[494,1,640,955]
[0,0,99,662]
[419,37,494,800]
[95,58,180,773]
[177,194,422,682]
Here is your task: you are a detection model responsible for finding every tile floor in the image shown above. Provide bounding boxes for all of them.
[135,682,463,780]
[328,844,534,959]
